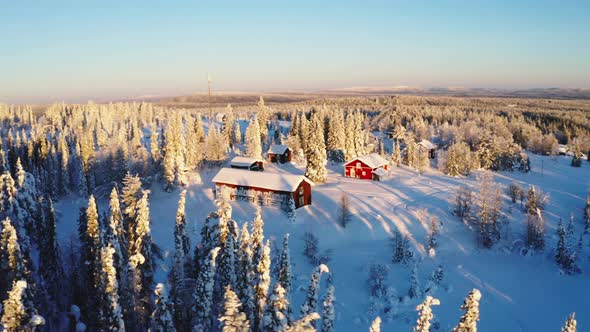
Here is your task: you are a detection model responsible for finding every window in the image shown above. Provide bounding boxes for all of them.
[299,186,304,196]
[362,171,366,176]
[356,162,361,168]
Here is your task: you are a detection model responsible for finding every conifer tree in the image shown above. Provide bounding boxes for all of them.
[219,286,250,332]
[245,117,263,159]
[192,247,220,332]
[236,223,255,325]
[300,264,330,318]
[151,283,176,332]
[452,289,482,332]
[38,197,63,312]
[405,139,418,169]
[417,148,430,174]
[327,110,346,162]
[305,112,328,183]
[391,142,401,167]
[172,190,190,286]
[128,190,154,330]
[81,195,102,325]
[408,261,421,299]
[278,234,292,296]
[57,134,71,194]
[369,316,381,332]
[584,195,590,233]
[263,283,289,332]
[106,187,125,273]
[353,111,366,157]
[1,280,39,331]
[97,245,125,332]
[413,296,440,332]
[121,173,142,245]
[0,218,29,300]
[218,227,237,294]
[561,313,577,332]
[254,240,271,331]
[287,196,297,223]
[222,104,236,149]
[257,96,270,146]
[205,125,227,161]
[321,286,336,332]
[163,120,177,191]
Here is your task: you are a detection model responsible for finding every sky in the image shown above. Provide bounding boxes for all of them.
[1,1,589,103]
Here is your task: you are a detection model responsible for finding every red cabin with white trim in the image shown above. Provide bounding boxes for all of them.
[344,153,390,180]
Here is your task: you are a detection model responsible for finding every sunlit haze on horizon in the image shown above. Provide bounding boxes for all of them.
[1,0,589,103]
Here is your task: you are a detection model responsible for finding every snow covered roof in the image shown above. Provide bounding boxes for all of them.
[229,156,263,167]
[557,144,568,153]
[213,168,313,192]
[373,167,388,176]
[418,139,437,150]
[268,144,289,154]
[345,153,389,169]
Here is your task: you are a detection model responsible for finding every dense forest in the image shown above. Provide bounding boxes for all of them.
[0,95,588,331]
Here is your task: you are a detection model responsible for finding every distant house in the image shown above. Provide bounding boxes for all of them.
[268,144,292,163]
[215,113,226,123]
[229,156,264,171]
[212,168,313,209]
[557,144,569,155]
[417,139,437,159]
[344,153,390,180]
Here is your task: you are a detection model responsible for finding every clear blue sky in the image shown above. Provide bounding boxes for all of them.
[1,1,589,103]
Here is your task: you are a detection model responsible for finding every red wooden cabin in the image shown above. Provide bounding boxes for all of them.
[212,168,313,209]
[268,144,292,163]
[344,153,390,180]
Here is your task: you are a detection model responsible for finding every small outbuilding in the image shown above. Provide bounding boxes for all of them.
[212,168,313,209]
[418,139,437,159]
[229,156,264,171]
[557,144,569,156]
[268,144,292,163]
[344,153,390,180]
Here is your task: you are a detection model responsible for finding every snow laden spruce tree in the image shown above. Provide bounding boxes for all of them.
[127,190,155,330]
[452,289,482,332]
[192,247,220,332]
[321,285,336,332]
[253,240,271,331]
[304,112,327,183]
[171,190,190,292]
[263,283,289,331]
[1,280,41,331]
[38,196,63,312]
[219,285,250,332]
[105,187,125,278]
[413,296,440,332]
[526,186,545,251]
[476,172,502,248]
[245,116,263,159]
[327,109,346,162]
[300,264,330,321]
[236,223,255,324]
[369,316,381,332]
[151,283,176,332]
[561,312,577,332]
[79,195,102,326]
[408,261,421,299]
[97,245,125,332]
[0,217,29,306]
[278,234,293,297]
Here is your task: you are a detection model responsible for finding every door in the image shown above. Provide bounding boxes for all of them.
[298,186,305,206]
[350,168,355,177]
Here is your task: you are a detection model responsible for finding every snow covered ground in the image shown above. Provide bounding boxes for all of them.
[54,153,590,331]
